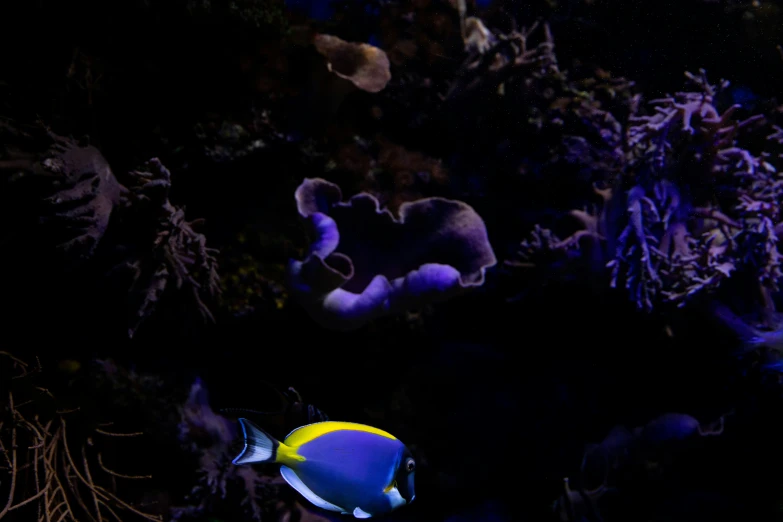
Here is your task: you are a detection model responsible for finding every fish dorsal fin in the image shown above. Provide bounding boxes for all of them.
[353,507,373,518]
[284,421,328,441]
[279,465,345,513]
[284,421,397,446]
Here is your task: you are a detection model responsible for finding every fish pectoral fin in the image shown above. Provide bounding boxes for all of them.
[353,507,373,519]
[279,466,345,513]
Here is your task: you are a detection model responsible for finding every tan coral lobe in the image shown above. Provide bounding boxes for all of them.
[313,34,392,93]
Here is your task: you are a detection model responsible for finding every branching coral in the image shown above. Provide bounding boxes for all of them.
[614,70,780,310]
[112,158,221,337]
[0,352,160,522]
[174,379,329,521]
[0,119,221,338]
[444,18,559,105]
[509,61,783,314]
[174,378,267,520]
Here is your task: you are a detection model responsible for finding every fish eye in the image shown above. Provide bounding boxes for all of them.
[406,458,415,472]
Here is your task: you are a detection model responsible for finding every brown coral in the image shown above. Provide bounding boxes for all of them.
[331,135,450,213]
[0,351,160,522]
[313,34,392,93]
[0,123,122,264]
[115,158,221,338]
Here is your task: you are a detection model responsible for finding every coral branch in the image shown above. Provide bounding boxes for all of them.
[523,68,782,310]
[116,158,221,337]
[97,454,151,480]
[0,352,160,522]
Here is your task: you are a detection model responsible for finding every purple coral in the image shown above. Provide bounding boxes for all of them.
[287,178,497,330]
[513,69,782,313]
[615,70,777,309]
[563,412,727,520]
[175,379,273,521]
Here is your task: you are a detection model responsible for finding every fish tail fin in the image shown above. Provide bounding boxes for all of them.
[232,418,281,465]
[710,302,765,354]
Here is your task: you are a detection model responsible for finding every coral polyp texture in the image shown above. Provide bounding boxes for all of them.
[287,178,497,330]
[513,69,783,312]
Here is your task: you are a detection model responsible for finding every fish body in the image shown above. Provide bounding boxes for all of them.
[232,419,416,519]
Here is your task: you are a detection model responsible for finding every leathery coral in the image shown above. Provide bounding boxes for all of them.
[313,34,392,93]
[0,123,122,266]
[288,178,497,330]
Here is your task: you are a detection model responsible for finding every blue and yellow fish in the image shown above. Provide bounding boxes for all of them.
[232,418,416,519]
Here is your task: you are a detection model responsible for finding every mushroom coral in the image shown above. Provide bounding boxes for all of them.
[287,178,497,330]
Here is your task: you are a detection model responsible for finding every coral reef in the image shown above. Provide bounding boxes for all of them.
[0,352,160,522]
[190,108,288,165]
[612,71,776,310]
[174,379,330,521]
[112,158,221,337]
[0,123,122,265]
[0,120,220,339]
[504,35,783,316]
[184,0,289,30]
[444,18,559,106]
[327,134,451,213]
[220,250,289,318]
[3,1,783,520]
[554,411,728,521]
[287,177,497,330]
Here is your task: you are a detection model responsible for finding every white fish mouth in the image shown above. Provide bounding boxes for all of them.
[387,485,407,509]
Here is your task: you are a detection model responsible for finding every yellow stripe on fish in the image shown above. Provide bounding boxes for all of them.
[283,421,398,448]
